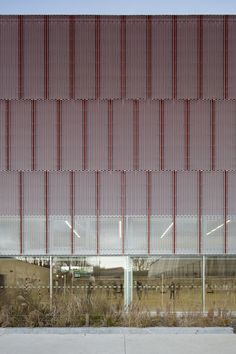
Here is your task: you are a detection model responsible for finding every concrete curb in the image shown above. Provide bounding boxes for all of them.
[0,327,234,335]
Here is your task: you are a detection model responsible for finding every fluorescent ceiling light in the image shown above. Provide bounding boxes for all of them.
[160,222,173,239]
[206,219,231,236]
[65,220,80,238]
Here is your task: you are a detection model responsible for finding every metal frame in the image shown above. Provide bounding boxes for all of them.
[120,15,126,99]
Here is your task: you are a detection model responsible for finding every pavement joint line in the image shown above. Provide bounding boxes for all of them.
[123,334,127,354]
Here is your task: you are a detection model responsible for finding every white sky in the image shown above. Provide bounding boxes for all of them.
[0,0,236,15]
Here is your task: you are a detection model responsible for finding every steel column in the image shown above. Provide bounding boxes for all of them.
[159,100,164,171]
[57,100,62,171]
[49,256,53,309]
[173,171,176,254]
[133,100,139,171]
[120,16,126,99]
[108,100,113,171]
[19,171,23,254]
[31,101,36,171]
[224,15,229,99]
[45,171,49,254]
[172,15,177,99]
[211,100,215,171]
[224,170,228,254]
[202,255,206,313]
[95,15,100,99]
[124,256,133,310]
[185,100,190,171]
[69,15,75,100]
[198,15,203,99]
[146,15,152,98]
[198,171,202,254]
[147,171,151,255]
[96,171,100,254]
[44,15,49,99]
[82,100,87,171]
[71,171,74,254]
[121,171,126,255]
[18,15,24,99]
[6,100,10,171]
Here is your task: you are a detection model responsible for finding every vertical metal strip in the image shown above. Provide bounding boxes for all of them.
[71,171,74,254]
[198,16,203,99]
[133,100,139,171]
[198,171,202,254]
[120,16,126,99]
[45,171,49,254]
[6,100,10,171]
[146,15,152,98]
[19,171,23,254]
[173,171,176,254]
[108,100,113,171]
[172,15,177,99]
[44,15,49,99]
[57,100,61,171]
[147,171,151,255]
[224,170,228,254]
[69,15,75,100]
[82,100,87,171]
[223,15,229,99]
[31,101,36,171]
[18,15,24,99]
[121,171,126,255]
[95,15,100,99]
[185,100,189,171]
[96,171,100,254]
[159,100,164,171]
[211,100,215,171]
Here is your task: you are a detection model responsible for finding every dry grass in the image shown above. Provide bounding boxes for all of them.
[0,291,234,328]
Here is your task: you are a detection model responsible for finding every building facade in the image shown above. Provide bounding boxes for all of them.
[0,15,236,312]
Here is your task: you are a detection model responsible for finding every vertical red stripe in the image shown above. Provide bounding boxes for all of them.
[224,170,228,254]
[121,171,126,255]
[133,100,139,170]
[82,100,87,171]
[185,100,190,171]
[96,171,100,254]
[198,16,203,99]
[19,171,23,254]
[71,171,74,254]
[198,171,202,254]
[108,100,113,171]
[172,15,177,99]
[6,100,10,171]
[224,15,229,99]
[57,100,61,171]
[18,15,24,99]
[211,100,215,171]
[120,16,126,99]
[95,15,100,99]
[146,15,152,98]
[173,171,176,254]
[31,101,36,171]
[147,171,151,255]
[45,171,49,254]
[44,15,49,99]
[69,16,75,99]
[159,100,164,171]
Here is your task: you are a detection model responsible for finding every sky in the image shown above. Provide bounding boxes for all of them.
[0,0,236,15]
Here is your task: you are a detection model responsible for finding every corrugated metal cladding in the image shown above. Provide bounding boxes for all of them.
[0,15,236,256]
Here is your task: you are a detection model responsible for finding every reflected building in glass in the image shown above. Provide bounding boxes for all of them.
[0,15,236,313]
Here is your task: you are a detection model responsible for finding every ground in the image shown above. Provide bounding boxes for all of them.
[0,333,236,354]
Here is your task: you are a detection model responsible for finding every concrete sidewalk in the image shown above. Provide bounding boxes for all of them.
[0,329,235,354]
